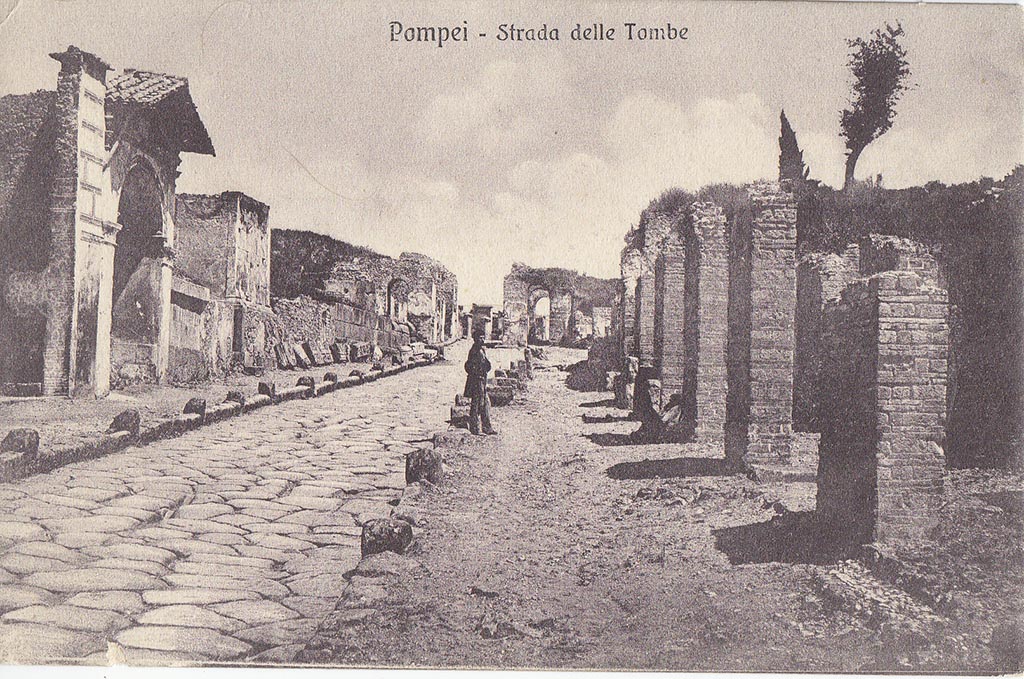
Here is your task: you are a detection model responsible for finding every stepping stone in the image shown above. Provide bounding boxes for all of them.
[137,605,245,632]
[115,625,252,661]
[142,588,259,606]
[0,585,57,613]
[23,568,166,593]
[211,599,298,626]
[66,590,145,614]
[0,521,46,542]
[0,622,103,662]
[0,552,74,575]
[41,516,139,534]
[2,604,130,633]
[83,544,176,565]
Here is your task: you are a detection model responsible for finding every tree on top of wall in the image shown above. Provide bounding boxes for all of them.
[840,22,913,191]
[779,110,809,185]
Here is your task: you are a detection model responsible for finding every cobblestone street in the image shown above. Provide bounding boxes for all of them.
[0,347,465,664]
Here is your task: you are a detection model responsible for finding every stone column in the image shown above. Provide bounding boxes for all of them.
[816,270,948,545]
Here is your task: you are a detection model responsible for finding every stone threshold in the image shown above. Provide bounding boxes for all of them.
[0,355,439,485]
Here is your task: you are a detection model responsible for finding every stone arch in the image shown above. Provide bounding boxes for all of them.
[528,287,551,344]
[110,160,166,386]
[386,278,409,321]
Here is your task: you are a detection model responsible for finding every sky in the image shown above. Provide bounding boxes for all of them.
[1,0,1021,305]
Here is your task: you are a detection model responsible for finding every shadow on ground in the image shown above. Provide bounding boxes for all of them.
[713,511,857,565]
[605,455,735,479]
[582,413,633,424]
[580,398,617,408]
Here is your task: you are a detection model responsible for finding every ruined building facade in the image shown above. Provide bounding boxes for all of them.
[270,230,458,354]
[502,263,618,346]
[0,47,215,397]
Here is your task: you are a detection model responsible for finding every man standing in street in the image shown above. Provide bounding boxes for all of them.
[465,329,497,435]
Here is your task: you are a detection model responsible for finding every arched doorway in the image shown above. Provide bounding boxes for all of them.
[386,278,408,321]
[110,162,165,387]
[528,288,550,344]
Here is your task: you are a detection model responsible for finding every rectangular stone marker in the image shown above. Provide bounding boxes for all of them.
[275,343,295,370]
[330,341,350,363]
[292,344,311,369]
[816,270,948,545]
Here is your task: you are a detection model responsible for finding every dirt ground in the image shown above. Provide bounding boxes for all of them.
[300,347,1023,673]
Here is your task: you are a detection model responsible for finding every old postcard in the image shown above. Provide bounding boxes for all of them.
[0,0,1021,674]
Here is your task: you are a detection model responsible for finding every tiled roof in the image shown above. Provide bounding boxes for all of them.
[105,69,214,156]
[106,69,187,106]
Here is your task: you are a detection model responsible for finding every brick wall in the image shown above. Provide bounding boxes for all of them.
[726,182,797,467]
[816,270,948,545]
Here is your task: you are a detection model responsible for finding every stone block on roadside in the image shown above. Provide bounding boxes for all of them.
[450,405,470,429]
[360,518,413,557]
[224,390,246,406]
[405,447,443,486]
[434,429,473,449]
[274,343,295,369]
[296,376,316,398]
[330,340,349,363]
[258,382,277,401]
[489,387,514,407]
[323,371,338,383]
[1,429,39,457]
[454,394,471,407]
[292,344,311,369]
[107,410,141,438]
[182,398,207,421]
[351,551,423,578]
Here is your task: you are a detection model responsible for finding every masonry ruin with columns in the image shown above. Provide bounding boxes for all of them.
[501,263,618,347]
[0,47,215,397]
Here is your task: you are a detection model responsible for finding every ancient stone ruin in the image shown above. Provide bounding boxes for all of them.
[0,47,215,397]
[502,262,617,346]
[0,46,459,398]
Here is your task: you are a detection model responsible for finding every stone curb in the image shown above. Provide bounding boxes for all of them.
[0,354,440,484]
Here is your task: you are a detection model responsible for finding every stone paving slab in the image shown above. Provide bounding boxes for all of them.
[0,347,464,665]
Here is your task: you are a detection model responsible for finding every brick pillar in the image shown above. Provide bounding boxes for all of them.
[654,245,686,417]
[549,290,572,344]
[692,203,728,443]
[502,273,528,346]
[635,268,656,363]
[621,248,641,359]
[816,271,948,545]
[726,183,797,467]
[794,246,860,432]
